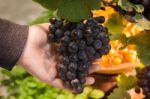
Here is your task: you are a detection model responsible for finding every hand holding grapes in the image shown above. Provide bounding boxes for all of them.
[18,23,100,91]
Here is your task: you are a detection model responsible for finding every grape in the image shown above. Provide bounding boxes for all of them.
[49,17,57,24]
[69,54,78,62]
[93,40,102,50]
[48,16,110,93]
[68,62,77,72]
[135,87,141,94]
[67,71,76,80]
[137,66,150,98]
[94,16,105,23]
[77,23,85,30]
[55,20,63,28]
[86,46,96,58]
[78,50,87,60]
[61,36,70,43]
[141,0,150,7]
[64,30,71,37]
[55,29,64,38]
[68,41,78,53]
[77,40,86,50]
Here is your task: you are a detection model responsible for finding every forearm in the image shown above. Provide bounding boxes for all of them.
[0,18,28,70]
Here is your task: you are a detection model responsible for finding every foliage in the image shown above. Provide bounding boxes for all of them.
[108,74,137,99]
[0,66,104,99]
[33,0,101,22]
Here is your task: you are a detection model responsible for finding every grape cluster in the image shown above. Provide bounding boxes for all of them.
[137,66,150,99]
[128,0,150,20]
[48,16,110,93]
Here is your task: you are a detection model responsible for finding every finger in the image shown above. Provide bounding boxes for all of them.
[89,64,100,74]
[40,23,50,31]
[84,77,95,85]
[47,56,58,81]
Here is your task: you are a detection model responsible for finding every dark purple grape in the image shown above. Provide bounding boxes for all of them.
[55,29,64,38]
[67,71,76,80]
[93,40,102,50]
[69,54,78,62]
[86,37,94,45]
[55,20,63,28]
[86,19,97,28]
[48,33,55,41]
[77,40,86,50]
[57,43,67,53]
[135,87,141,94]
[85,27,93,36]
[78,50,87,60]
[94,16,105,23]
[86,46,96,57]
[68,41,78,53]
[64,31,71,36]
[77,23,85,30]
[49,17,57,24]
[75,83,83,93]
[49,25,57,33]
[141,0,150,8]
[101,45,111,55]
[61,36,70,43]
[57,63,67,73]
[68,62,77,71]
[71,29,83,39]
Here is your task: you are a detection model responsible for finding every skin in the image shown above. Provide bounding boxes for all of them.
[18,23,100,91]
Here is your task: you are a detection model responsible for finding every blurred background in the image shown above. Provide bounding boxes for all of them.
[0,0,44,24]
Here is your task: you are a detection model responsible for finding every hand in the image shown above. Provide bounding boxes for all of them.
[18,23,100,91]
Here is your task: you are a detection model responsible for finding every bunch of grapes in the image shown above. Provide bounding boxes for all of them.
[137,66,150,99]
[128,0,150,20]
[48,16,110,93]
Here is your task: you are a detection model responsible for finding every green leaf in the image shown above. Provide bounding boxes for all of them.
[133,14,150,30]
[118,0,144,13]
[128,32,150,66]
[116,74,137,90]
[105,13,125,34]
[108,88,130,99]
[30,11,54,25]
[32,0,60,10]
[57,0,91,22]
[86,0,101,10]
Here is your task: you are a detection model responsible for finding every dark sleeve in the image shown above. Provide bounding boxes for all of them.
[0,18,28,70]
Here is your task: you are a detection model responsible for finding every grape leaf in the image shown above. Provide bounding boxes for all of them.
[108,88,130,99]
[32,0,60,10]
[30,11,54,25]
[116,74,137,90]
[105,13,125,34]
[86,0,101,10]
[133,14,150,30]
[128,31,150,66]
[33,0,102,22]
[118,0,144,13]
[57,0,91,22]
[108,74,137,99]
